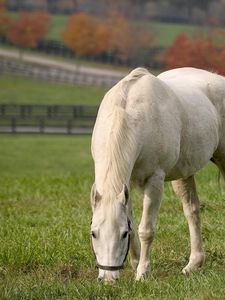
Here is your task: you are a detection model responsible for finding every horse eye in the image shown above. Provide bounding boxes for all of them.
[91,231,96,239]
[122,231,128,239]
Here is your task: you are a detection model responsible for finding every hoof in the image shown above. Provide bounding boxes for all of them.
[136,272,149,281]
[182,266,191,275]
[136,263,150,281]
[182,252,205,275]
[182,264,202,275]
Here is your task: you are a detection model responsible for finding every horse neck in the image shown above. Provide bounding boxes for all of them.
[95,107,136,202]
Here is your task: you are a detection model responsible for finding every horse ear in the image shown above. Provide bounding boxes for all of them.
[90,183,101,210]
[118,184,129,206]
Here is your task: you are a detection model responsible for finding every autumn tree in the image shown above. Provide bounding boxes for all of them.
[0,0,11,39]
[0,0,5,13]
[63,12,110,57]
[107,12,152,64]
[107,12,132,61]
[0,14,12,38]
[163,33,225,75]
[7,11,49,59]
[63,12,153,65]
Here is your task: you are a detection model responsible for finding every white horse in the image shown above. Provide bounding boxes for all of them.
[90,67,225,282]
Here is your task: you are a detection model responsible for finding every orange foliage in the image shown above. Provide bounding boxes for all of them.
[7,12,49,48]
[164,33,225,75]
[0,14,12,37]
[63,12,152,61]
[0,0,5,14]
[63,12,110,56]
[107,12,133,60]
[107,12,152,61]
[95,23,110,54]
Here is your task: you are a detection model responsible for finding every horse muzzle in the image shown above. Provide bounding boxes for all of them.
[98,269,120,283]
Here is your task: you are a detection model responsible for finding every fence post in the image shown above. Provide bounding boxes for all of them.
[39,118,45,133]
[67,119,72,134]
[11,117,16,133]
[0,104,5,116]
[47,106,52,118]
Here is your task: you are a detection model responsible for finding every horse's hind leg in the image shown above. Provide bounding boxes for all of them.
[211,154,225,180]
[172,176,205,274]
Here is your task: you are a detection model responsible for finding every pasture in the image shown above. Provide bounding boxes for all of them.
[0,75,106,106]
[47,15,212,48]
[0,134,225,299]
[7,12,212,48]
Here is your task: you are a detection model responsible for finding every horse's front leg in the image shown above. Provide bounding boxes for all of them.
[129,221,140,270]
[127,200,140,270]
[136,170,164,280]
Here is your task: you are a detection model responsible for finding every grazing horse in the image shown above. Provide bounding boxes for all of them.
[90,67,225,282]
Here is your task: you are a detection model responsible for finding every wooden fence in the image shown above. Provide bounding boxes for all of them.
[0,104,98,134]
[0,37,164,70]
[0,59,123,87]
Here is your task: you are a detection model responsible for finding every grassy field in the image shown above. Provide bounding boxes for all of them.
[47,14,68,42]
[46,14,200,47]
[47,16,225,48]
[48,16,211,48]
[0,74,106,105]
[8,12,214,48]
[0,134,225,299]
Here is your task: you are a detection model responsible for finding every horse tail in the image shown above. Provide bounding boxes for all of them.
[109,68,149,109]
[124,68,149,82]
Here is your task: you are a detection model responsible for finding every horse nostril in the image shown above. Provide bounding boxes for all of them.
[97,277,103,282]
[103,276,119,284]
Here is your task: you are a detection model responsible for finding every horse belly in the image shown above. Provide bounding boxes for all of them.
[165,110,219,181]
[131,123,181,186]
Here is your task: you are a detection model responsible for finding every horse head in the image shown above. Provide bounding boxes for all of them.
[90,184,131,283]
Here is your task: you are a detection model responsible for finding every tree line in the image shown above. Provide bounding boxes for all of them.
[0,8,225,75]
[3,0,225,25]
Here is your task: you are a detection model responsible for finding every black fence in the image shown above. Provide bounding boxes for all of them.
[0,104,98,134]
[0,37,164,70]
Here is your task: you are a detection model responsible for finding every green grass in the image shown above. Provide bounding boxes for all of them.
[47,14,202,47]
[0,134,225,299]
[0,74,106,105]
[46,16,225,48]
[141,21,205,47]
[47,14,68,41]
[7,12,221,48]
[50,16,211,48]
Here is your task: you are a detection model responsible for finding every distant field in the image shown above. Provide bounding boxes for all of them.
[0,74,106,105]
[141,21,204,47]
[47,14,68,41]
[0,134,225,299]
[49,16,225,48]
[49,15,204,47]
[8,12,211,48]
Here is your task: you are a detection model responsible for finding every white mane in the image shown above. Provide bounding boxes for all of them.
[102,106,134,198]
[93,68,149,202]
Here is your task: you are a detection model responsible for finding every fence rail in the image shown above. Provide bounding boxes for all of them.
[0,104,98,134]
[0,59,123,87]
[0,37,164,70]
